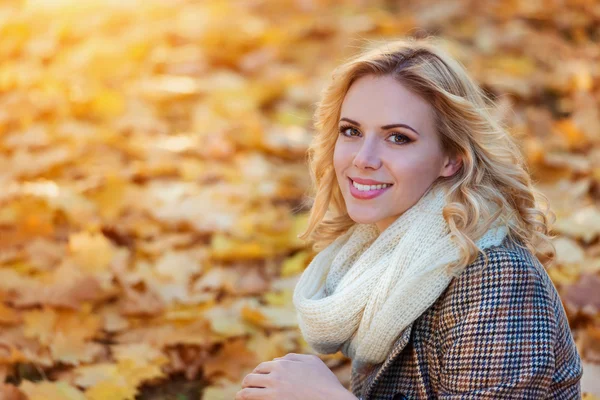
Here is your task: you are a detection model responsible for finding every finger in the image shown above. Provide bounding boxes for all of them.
[235,387,273,400]
[275,352,312,362]
[252,360,278,374]
[241,372,271,389]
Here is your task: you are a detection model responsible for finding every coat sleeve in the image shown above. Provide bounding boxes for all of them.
[435,248,581,399]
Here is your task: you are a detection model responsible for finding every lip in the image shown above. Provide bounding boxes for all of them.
[350,177,392,185]
[348,177,393,200]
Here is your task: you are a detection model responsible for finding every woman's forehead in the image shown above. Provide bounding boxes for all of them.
[340,75,434,132]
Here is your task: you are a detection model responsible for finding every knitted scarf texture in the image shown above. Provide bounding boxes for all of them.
[292,185,509,370]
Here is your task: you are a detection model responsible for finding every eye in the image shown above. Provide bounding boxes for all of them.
[387,133,411,145]
[339,124,359,137]
[338,125,413,146]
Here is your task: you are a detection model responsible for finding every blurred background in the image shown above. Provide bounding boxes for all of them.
[0,0,598,398]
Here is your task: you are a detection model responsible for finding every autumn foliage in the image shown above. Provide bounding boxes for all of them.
[0,0,599,399]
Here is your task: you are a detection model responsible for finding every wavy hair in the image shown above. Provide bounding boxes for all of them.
[296,36,556,275]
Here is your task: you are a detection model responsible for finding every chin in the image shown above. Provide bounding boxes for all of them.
[346,210,380,224]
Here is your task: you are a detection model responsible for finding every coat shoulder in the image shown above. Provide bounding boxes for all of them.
[429,237,584,397]
[436,236,559,330]
[449,237,549,293]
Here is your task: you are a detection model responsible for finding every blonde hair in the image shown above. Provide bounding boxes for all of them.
[297,36,556,274]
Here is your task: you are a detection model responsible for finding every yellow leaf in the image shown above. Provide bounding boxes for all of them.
[118,358,166,388]
[68,231,116,273]
[88,173,129,220]
[23,307,102,357]
[154,250,202,283]
[77,358,165,400]
[19,380,86,400]
[162,302,217,322]
[74,363,119,388]
[99,305,130,333]
[253,305,297,328]
[84,379,137,400]
[202,379,242,400]
[280,250,311,277]
[204,306,252,338]
[240,304,268,326]
[23,308,56,346]
[204,338,258,381]
[554,119,588,150]
[210,233,269,261]
[547,265,581,286]
[246,330,297,362]
[90,89,125,118]
[50,333,104,365]
[262,288,293,307]
[111,343,168,366]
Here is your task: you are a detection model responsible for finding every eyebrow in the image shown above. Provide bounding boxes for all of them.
[339,117,420,136]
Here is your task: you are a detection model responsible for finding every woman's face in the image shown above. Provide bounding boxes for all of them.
[333,74,462,233]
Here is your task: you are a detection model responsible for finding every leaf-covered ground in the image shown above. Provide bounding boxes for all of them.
[0,0,599,399]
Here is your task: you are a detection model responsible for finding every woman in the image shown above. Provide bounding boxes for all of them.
[236,37,583,399]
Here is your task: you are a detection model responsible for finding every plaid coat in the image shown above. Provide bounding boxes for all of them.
[350,236,583,399]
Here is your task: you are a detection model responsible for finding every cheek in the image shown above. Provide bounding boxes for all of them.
[389,151,442,180]
[333,142,349,174]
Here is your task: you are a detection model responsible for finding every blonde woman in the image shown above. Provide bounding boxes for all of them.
[236,37,583,400]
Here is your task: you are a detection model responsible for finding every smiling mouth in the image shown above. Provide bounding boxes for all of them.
[348,177,394,200]
[349,178,394,187]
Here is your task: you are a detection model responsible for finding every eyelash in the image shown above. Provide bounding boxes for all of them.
[338,125,412,145]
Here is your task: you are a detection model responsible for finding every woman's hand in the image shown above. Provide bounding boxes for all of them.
[236,353,356,400]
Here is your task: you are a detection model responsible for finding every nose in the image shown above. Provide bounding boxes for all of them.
[353,137,382,170]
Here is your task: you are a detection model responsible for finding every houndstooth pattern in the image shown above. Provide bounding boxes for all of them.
[350,236,583,399]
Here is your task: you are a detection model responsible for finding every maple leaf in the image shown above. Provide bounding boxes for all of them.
[49,333,106,365]
[6,262,112,309]
[280,250,312,277]
[84,379,138,400]
[246,330,298,362]
[111,343,169,366]
[19,380,86,400]
[119,286,166,317]
[98,304,130,333]
[68,230,116,273]
[203,301,260,338]
[75,357,167,400]
[202,378,243,400]
[203,338,258,381]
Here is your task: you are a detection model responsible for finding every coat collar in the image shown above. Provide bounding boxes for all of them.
[350,321,414,400]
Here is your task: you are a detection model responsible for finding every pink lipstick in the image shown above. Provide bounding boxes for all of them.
[348,177,393,200]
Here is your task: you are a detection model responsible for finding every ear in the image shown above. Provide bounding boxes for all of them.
[440,153,463,178]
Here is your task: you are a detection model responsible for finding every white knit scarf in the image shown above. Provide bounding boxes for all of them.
[292,184,509,369]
